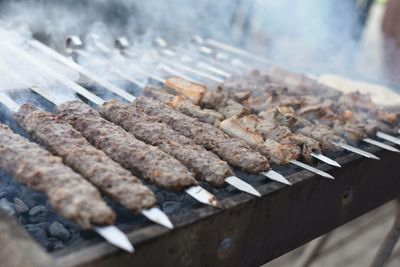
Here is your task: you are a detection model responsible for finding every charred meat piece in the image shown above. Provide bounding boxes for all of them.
[165,77,250,118]
[165,76,206,104]
[144,85,224,126]
[261,108,344,152]
[201,87,251,118]
[219,116,300,164]
[58,100,196,191]
[0,124,115,229]
[236,114,320,162]
[14,104,157,212]
[100,100,233,187]
[131,97,269,173]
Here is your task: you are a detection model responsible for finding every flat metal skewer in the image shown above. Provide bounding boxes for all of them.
[363,138,400,153]
[262,170,292,185]
[0,46,212,223]
[65,37,263,198]
[290,160,335,180]
[4,85,175,229]
[311,152,341,168]
[89,38,327,183]
[333,142,380,160]
[0,91,135,252]
[225,176,261,197]
[376,131,400,146]
[29,83,223,210]
[95,226,134,253]
[151,40,343,169]
[29,39,136,102]
[193,37,400,154]
[187,39,390,162]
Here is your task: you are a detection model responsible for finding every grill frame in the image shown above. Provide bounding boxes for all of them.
[37,144,399,267]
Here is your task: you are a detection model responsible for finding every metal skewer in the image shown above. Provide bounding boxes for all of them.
[310,152,341,168]
[363,138,400,153]
[187,37,394,160]
[95,226,135,253]
[93,39,294,185]
[0,92,134,252]
[376,131,400,146]
[333,142,380,160]
[151,38,344,169]
[108,41,337,181]
[10,40,262,202]
[193,36,400,153]
[2,42,222,220]
[63,37,275,193]
[290,160,334,180]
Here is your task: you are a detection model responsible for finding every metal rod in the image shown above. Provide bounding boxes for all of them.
[1,42,105,106]
[225,176,261,197]
[0,92,20,113]
[29,40,136,102]
[29,84,223,209]
[262,170,292,185]
[363,138,400,153]
[334,142,380,160]
[205,38,273,65]
[290,160,335,180]
[185,185,223,208]
[95,226,134,253]
[310,153,341,168]
[376,131,400,146]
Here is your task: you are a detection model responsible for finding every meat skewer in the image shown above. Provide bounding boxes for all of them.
[60,38,289,188]
[161,44,393,157]
[99,100,262,196]
[116,38,343,169]
[0,117,133,253]
[2,43,223,208]
[144,84,341,169]
[81,38,332,182]
[221,70,400,154]
[28,39,262,196]
[12,103,174,229]
[192,36,400,148]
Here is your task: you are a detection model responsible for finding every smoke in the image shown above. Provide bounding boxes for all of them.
[0,0,389,88]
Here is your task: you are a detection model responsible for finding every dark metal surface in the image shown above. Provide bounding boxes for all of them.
[51,145,400,267]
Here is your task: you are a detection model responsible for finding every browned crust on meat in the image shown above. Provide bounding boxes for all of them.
[131,97,269,173]
[100,101,233,187]
[58,100,196,191]
[14,104,157,212]
[0,123,115,229]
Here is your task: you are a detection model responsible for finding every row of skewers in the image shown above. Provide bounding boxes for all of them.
[0,32,399,253]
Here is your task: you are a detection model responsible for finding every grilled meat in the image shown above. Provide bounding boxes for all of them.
[144,85,224,126]
[219,116,301,164]
[0,124,115,229]
[165,77,250,118]
[100,100,233,187]
[261,108,344,152]
[58,100,196,190]
[14,104,157,212]
[131,97,270,173]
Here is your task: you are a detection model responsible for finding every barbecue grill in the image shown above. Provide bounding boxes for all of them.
[0,19,400,267]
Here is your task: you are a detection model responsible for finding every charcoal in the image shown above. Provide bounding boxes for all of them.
[13,197,29,214]
[0,198,16,217]
[28,205,48,224]
[48,221,71,241]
